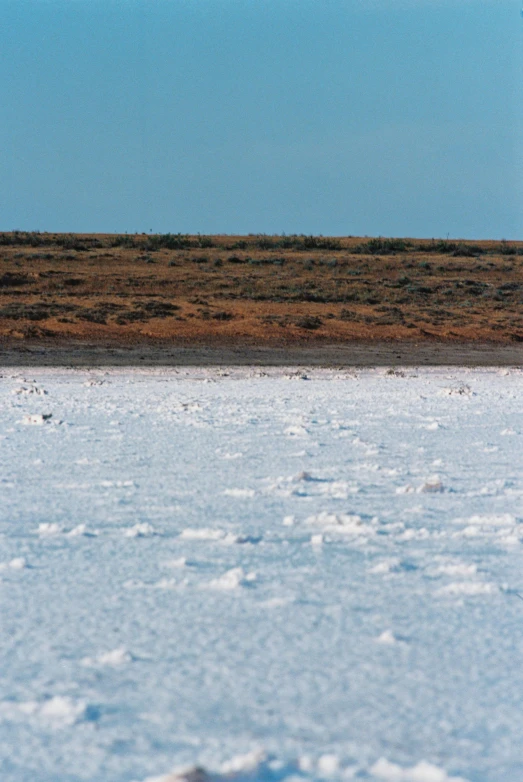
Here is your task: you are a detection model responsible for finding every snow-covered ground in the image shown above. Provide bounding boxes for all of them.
[1,366,523,782]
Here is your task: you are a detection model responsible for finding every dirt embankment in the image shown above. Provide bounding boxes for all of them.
[1,232,522,359]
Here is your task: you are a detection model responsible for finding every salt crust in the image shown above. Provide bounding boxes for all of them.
[4,367,523,780]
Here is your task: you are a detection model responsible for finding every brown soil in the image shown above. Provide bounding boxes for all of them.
[1,232,522,354]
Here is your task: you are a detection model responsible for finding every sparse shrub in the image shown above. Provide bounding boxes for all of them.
[301,236,341,251]
[141,300,180,317]
[295,315,323,330]
[211,311,234,320]
[197,235,214,248]
[81,311,107,324]
[0,272,31,287]
[261,314,289,327]
[111,235,136,248]
[254,235,276,250]
[340,309,360,321]
[114,301,180,323]
[0,302,76,320]
[278,235,301,249]
[248,257,285,266]
[354,238,410,255]
[450,246,477,258]
[145,233,192,251]
[58,235,88,251]
[342,291,360,302]
[498,241,517,255]
[418,240,483,256]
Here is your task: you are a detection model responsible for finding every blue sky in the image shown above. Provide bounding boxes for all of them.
[1,0,522,238]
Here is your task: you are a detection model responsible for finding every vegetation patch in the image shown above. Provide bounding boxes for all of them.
[1,232,522,344]
[295,316,323,330]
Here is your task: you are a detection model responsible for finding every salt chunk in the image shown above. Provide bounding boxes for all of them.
[13,386,47,396]
[179,528,225,541]
[21,413,52,426]
[420,476,444,493]
[220,749,267,774]
[298,756,314,772]
[38,696,86,726]
[466,513,515,527]
[36,523,62,536]
[222,533,242,545]
[370,757,468,781]
[9,557,26,570]
[295,471,314,481]
[163,557,187,569]
[369,559,400,575]
[306,511,361,527]
[284,425,308,437]
[438,582,495,596]
[0,557,26,571]
[223,488,256,498]
[154,578,178,589]
[82,648,131,667]
[208,567,255,590]
[305,512,371,537]
[435,563,477,577]
[142,767,206,782]
[445,387,469,397]
[317,754,340,775]
[139,752,267,782]
[123,522,155,538]
[67,524,98,537]
[396,485,415,495]
[376,630,397,645]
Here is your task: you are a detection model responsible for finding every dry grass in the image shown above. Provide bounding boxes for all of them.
[1,232,522,345]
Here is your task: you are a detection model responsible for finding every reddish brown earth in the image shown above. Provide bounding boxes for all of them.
[1,232,522,363]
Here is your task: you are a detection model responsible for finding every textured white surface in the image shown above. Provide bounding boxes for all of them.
[1,366,523,782]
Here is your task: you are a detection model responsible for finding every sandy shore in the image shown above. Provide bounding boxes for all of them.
[1,340,523,367]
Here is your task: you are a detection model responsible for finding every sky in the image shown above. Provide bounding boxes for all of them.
[1,0,522,239]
